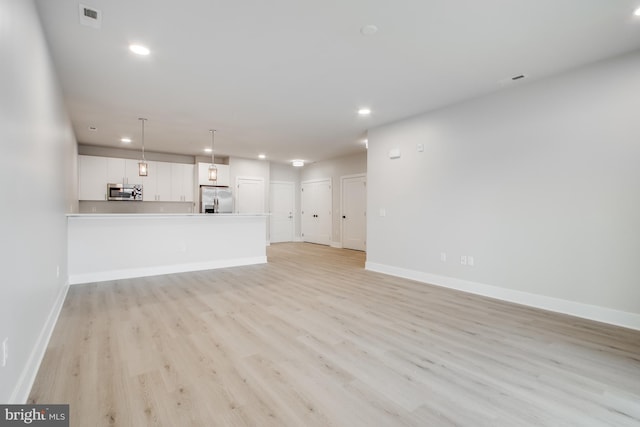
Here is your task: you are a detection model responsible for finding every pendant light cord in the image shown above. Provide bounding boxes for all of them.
[210,129,215,164]
[139,118,147,161]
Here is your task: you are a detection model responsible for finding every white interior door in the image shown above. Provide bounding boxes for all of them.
[342,175,366,251]
[301,179,331,245]
[270,181,294,243]
[237,177,265,214]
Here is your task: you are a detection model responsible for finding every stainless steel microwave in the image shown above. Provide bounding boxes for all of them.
[107,183,143,201]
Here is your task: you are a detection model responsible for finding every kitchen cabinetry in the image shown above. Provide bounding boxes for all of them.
[78,155,195,202]
[197,162,230,187]
[105,157,143,185]
[125,159,144,185]
[142,161,172,201]
[171,163,194,202]
[78,155,108,200]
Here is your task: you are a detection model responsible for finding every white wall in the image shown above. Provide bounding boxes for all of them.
[301,153,367,245]
[0,0,77,402]
[367,50,640,328]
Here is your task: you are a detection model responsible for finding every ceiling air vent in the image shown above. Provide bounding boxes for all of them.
[79,4,102,29]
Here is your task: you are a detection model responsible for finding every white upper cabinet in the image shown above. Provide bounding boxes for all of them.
[78,155,196,202]
[125,159,144,186]
[171,163,194,202]
[141,161,174,201]
[78,155,108,200]
[105,157,144,185]
[197,162,230,187]
[155,162,173,201]
[106,157,125,184]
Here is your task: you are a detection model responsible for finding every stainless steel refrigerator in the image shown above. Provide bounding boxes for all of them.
[200,186,233,213]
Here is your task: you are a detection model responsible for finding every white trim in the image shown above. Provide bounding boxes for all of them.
[300,177,332,246]
[330,241,343,248]
[365,262,640,331]
[339,173,366,251]
[269,180,296,243]
[301,177,332,185]
[70,256,267,285]
[10,283,69,403]
[235,176,266,214]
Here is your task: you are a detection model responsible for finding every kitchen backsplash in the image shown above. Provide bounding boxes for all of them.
[79,201,194,214]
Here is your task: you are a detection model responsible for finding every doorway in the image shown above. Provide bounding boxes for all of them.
[301,178,331,245]
[270,181,295,243]
[341,174,366,251]
[236,177,265,213]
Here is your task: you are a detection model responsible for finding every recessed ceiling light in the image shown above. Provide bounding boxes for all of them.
[634,7,640,16]
[258,154,266,159]
[204,148,212,153]
[129,44,150,56]
[292,160,304,167]
[360,25,378,36]
[121,137,132,144]
[358,108,371,116]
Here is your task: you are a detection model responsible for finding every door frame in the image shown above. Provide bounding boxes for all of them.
[301,177,332,245]
[269,180,296,243]
[340,173,366,250]
[235,176,265,214]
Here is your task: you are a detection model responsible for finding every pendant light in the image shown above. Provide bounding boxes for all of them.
[138,118,148,176]
[208,129,217,182]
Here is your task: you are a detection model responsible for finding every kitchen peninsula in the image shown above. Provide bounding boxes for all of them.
[67,213,267,285]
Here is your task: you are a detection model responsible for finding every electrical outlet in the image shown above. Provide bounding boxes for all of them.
[2,338,7,367]
[440,252,447,262]
[417,143,424,152]
[379,208,386,217]
[468,256,474,266]
[460,256,467,265]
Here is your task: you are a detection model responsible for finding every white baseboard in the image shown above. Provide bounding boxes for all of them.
[365,262,640,331]
[330,241,343,249]
[10,283,69,403]
[293,236,303,242]
[69,256,268,285]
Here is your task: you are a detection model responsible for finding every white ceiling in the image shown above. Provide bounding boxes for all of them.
[35,0,640,164]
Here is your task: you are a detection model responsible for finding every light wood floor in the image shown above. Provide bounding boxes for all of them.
[30,243,640,426]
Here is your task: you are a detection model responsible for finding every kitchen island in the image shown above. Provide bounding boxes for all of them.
[67,213,267,284]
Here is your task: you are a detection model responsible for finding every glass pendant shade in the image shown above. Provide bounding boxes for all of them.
[138,161,148,176]
[208,164,218,181]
